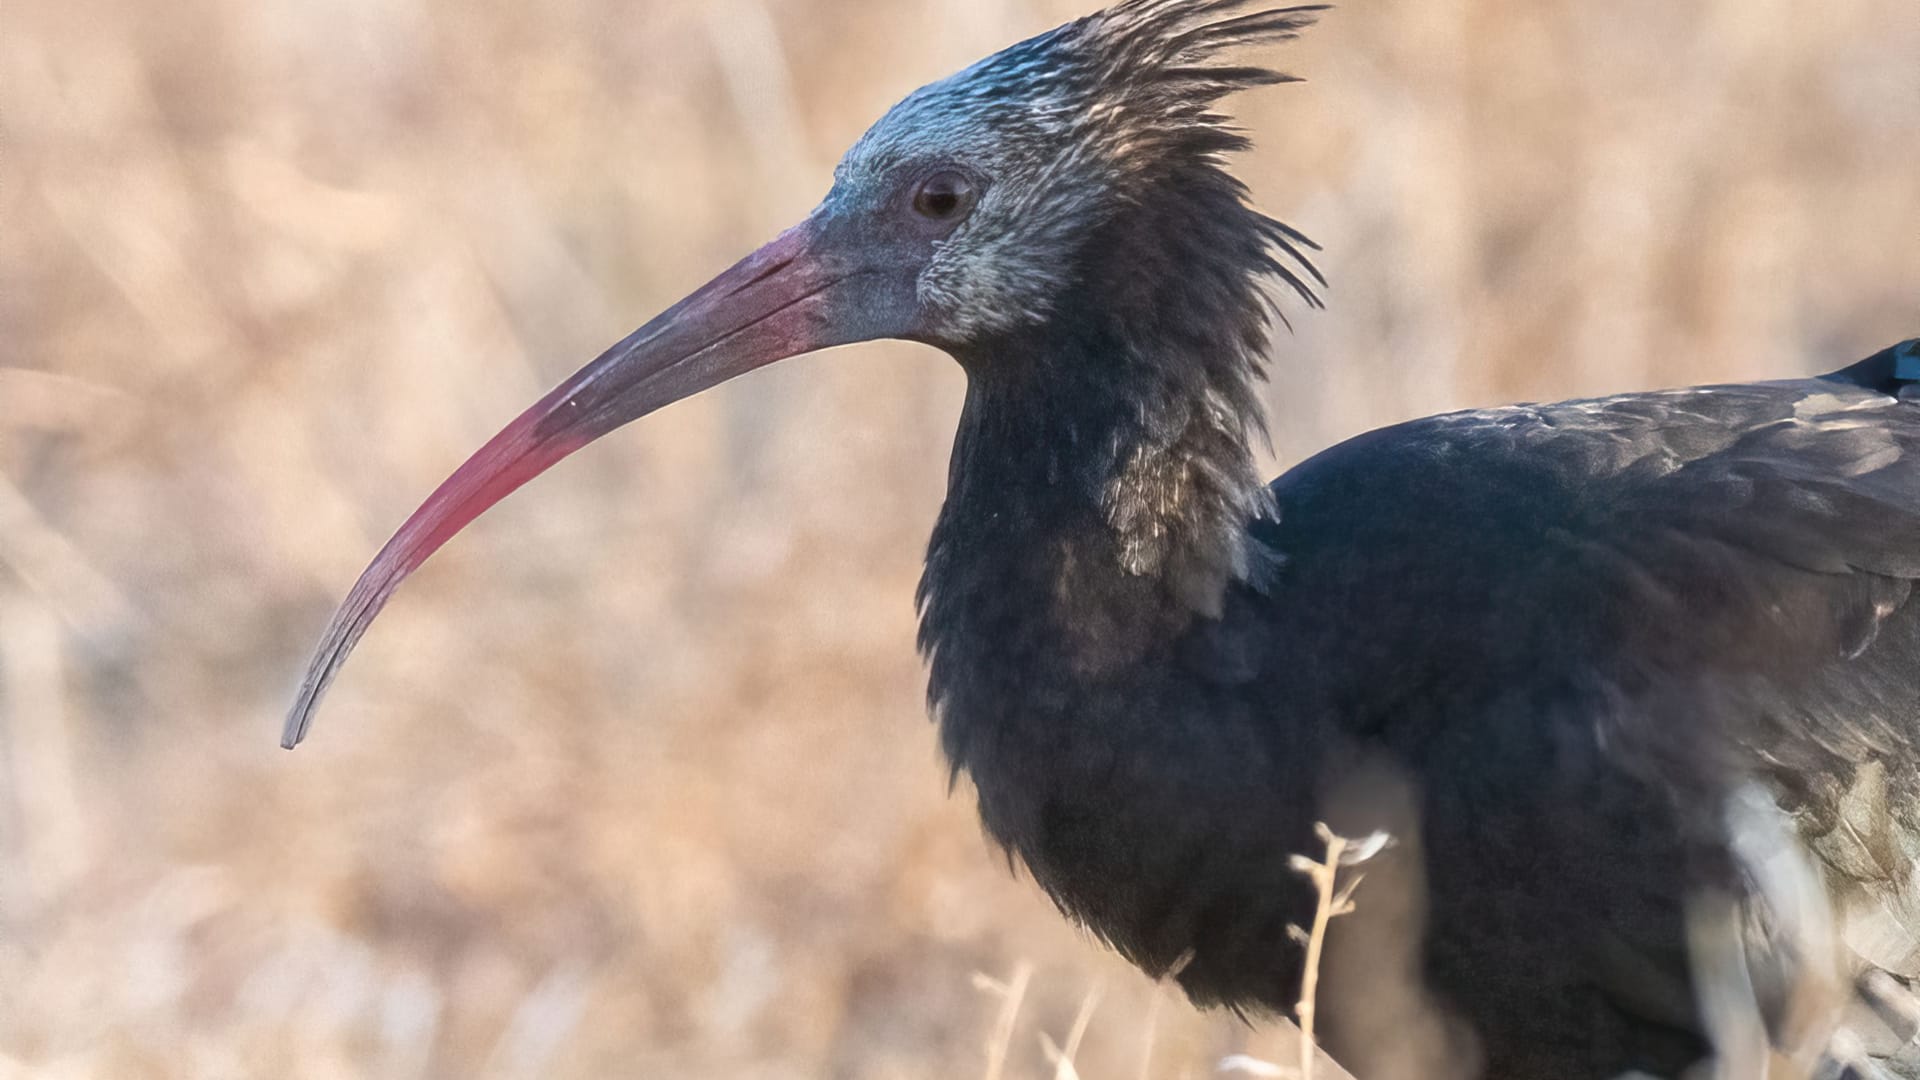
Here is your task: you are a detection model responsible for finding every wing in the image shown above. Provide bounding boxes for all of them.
[1247,339,1920,1073]
[1259,341,1920,767]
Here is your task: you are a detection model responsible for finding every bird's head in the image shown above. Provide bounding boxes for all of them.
[829,0,1326,353]
[283,0,1325,747]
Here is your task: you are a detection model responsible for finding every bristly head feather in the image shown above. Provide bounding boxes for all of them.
[831,1,1328,343]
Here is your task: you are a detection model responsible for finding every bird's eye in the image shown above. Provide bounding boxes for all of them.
[911,171,977,223]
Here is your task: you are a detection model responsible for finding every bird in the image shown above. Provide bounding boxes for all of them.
[281,1,1920,1076]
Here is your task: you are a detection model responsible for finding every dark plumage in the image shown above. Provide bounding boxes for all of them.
[283,2,1920,1076]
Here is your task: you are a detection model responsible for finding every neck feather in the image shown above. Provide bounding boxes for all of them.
[914,161,1313,769]
[917,299,1278,733]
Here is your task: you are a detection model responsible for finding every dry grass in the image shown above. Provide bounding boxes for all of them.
[1,0,1916,1076]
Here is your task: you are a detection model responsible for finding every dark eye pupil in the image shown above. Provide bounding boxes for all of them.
[914,173,973,221]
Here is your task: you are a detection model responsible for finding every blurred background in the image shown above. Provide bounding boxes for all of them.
[1,0,1916,1076]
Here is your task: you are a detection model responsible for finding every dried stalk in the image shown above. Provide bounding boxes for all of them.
[1283,824,1389,1080]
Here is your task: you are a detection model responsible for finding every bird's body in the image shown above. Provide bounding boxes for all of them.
[283,2,1920,1075]
[929,338,1920,1077]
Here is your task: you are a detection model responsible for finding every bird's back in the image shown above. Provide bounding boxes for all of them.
[1228,339,1920,1077]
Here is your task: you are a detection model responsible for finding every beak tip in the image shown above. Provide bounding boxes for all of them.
[280,606,362,752]
[280,221,836,753]
[281,694,317,749]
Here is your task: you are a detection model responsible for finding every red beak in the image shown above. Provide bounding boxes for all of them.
[284,218,852,747]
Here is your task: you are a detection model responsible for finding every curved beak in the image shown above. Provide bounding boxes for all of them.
[284,216,866,747]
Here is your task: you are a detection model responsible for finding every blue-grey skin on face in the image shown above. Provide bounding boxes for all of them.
[829,42,1126,342]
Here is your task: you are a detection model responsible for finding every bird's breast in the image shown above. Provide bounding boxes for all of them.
[942,664,1337,1009]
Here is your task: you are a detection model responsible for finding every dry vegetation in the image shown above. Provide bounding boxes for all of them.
[1,0,1916,1076]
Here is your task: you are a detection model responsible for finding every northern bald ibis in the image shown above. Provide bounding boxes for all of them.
[283,2,1920,1076]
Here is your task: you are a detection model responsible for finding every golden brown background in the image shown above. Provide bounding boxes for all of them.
[2,0,1916,1076]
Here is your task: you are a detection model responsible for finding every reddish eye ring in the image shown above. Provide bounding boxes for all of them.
[912,171,978,223]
